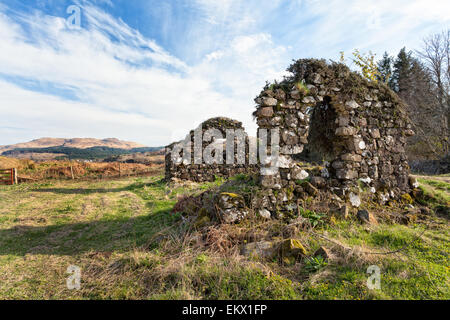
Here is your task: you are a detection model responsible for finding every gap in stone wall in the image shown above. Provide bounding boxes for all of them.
[295,96,339,166]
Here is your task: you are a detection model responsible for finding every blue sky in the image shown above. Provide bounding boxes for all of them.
[0,0,449,146]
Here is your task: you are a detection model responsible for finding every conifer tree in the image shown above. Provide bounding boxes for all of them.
[377,52,394,88]
[392,47,413,93]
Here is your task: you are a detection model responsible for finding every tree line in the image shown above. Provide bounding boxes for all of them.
[352,30,449,160]
[1,146,162,160]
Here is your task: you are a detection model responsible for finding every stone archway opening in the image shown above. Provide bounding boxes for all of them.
[295,96,339,165]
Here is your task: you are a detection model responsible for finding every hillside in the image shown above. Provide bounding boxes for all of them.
[0,138,147,153]
[0,138,163,161]
[2,146,163,160]
[103,150,165,165]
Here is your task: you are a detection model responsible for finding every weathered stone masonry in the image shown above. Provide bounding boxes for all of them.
[254,59,415,206]
[166,59,418,221]
[165,117,258,182]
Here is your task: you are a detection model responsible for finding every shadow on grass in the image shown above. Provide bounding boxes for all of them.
[30,187,130,194]
[30,179,168,195]
[0,210,181,257]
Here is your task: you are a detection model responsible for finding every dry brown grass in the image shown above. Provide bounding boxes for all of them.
[0,156,33,170]
[18,161,163,181]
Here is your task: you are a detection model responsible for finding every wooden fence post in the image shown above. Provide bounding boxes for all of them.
[13,168,18,185]
[70,162,75,180]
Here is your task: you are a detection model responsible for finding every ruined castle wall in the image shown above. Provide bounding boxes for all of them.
[254,59,415,202]
[165,117,258,182]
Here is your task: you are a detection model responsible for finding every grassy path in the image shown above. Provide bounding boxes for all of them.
[412,174,450,184]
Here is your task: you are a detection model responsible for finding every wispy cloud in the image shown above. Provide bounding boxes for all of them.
[0,1,285,145]
[0,0,448,146]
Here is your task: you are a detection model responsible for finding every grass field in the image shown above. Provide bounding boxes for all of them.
[0,171,448,300]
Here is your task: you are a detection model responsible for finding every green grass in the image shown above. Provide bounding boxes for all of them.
[416,178,450,219]
[312,221,450,300]
[425,180,450,192]
[0,172,448,300]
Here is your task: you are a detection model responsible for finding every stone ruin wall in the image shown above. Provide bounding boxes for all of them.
[253,59,416,210]
[165,59,418,217]
[165,117,258,182]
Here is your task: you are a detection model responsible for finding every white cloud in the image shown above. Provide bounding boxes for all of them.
[0,0,448,146]
[282,0,450,59]
[0,80,166,145]
[0,2,289,146]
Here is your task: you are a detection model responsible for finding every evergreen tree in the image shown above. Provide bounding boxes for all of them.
[377,52,394,88]
[392,47,413,93]
[391,47,442,159]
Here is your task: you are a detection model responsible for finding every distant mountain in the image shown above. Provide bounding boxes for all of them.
[0,138,163,161]
[2,146,162,160]
[0,137,147,153]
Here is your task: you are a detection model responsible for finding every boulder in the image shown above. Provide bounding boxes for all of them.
[345,100,360,109]
[259,209,272,219]
[349,192,361,207]
[400,213,417,225]
[220,208,249,224]
[260,174,282,189]
[335,127,357,136]
[336,169,358,180]
[370,129,381,139]
[262,97,278,106]
[342,153,362,162]
[241,241,277,259]
[218,192,244,209]
[312,73,322,84]
[280,145,304,154]
[338,116,349,126]
[285,114,298,127]
[290,89,301,99]
[311,176,326,189]
[408,176,419,188]
[217,193,248,223]
[280,239,307,264]
[292,167,309,180]
[302,96,316,104]
[258,107,274,118]
[357,209,377,224]
[281,130,299,145]
[275,155,295,169]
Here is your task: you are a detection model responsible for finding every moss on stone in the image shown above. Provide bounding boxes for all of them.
[194,215,211,229]
[401,193,414,205]
[221,192,243,199]
[280,239,308,258]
